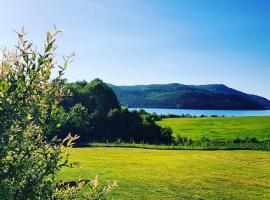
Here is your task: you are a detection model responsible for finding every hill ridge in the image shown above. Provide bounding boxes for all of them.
[109,83,270,110]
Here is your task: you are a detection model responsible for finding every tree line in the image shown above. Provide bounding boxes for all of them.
[58,79,173,145]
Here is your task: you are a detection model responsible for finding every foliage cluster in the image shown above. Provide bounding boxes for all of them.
[60,80,173,144]
[0,28,116,199]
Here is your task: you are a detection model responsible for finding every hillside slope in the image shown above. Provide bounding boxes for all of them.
[109,83,270,110]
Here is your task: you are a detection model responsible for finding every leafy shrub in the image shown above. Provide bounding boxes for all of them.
[160,127,174,144]
[62,103,95,142]
[0,27,116,199]
[174,134,193,145]
[53,176,117,200]
[233,137,259,144]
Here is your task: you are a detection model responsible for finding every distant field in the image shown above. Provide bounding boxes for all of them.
[157,116,270,141]
[58,148,270,200]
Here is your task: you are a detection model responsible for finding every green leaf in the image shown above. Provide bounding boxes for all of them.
[47,32,51,43]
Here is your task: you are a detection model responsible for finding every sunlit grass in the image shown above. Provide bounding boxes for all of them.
[58,148,270,200]
[157,116,270,141]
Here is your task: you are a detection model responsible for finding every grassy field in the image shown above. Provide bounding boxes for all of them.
[157,116,270,141]
[58,148,270,200]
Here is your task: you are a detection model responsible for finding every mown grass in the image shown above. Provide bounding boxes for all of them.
[157,116,270,141]
[58,148,270,200]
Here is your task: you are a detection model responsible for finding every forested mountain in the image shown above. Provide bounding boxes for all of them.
[109,83,270,110]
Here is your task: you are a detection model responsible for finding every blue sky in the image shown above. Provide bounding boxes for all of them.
[1,0,270,98]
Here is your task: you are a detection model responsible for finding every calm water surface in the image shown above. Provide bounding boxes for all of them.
[129,108,270,117]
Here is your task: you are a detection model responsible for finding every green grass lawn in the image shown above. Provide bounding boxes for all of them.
[157,116,270,141]
[58,148,270,200]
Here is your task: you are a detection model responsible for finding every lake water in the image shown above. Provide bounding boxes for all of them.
[129,108,270,117]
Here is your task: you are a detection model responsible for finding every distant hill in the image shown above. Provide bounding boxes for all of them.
[109,83,270,110]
